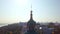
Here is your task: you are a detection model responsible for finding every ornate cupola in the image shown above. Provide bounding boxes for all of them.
[30,10,33,20]
[27,10,36,31]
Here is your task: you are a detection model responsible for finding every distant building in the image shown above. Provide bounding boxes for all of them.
[42,27,54,34]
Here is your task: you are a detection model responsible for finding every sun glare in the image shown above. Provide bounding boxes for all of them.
[16,0,28,5]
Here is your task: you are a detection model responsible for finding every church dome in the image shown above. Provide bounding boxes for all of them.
[28,19,36,26]
[27,11,36,26]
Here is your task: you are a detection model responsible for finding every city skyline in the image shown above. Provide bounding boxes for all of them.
[0,0,60,24]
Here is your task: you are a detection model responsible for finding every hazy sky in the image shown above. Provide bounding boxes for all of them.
[0,0,60,24]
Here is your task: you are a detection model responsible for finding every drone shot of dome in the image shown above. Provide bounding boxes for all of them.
[0,0,60,34]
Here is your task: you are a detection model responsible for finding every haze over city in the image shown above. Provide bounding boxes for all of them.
[0,0,60,25]
[0,0,60,34]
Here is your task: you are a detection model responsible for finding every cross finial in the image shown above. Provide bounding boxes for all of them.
[31,4,32,10]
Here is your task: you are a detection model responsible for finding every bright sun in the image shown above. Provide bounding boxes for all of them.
[16,0,28,5]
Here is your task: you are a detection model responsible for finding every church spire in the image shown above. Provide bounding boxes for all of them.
[30,4,33,20]
[30,11,33,20]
